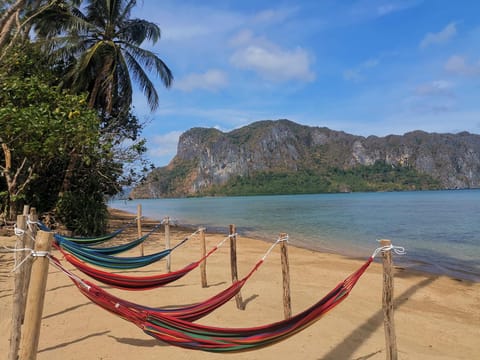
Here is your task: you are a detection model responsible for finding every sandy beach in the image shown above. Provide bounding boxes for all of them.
[1,209,479,359]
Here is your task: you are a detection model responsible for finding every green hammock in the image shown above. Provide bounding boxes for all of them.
[38,220,135,245]
[54,223,162,255]
[54,234,192,270]
[57,252,373,352]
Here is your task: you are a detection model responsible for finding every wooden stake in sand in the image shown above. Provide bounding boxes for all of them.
[164,216,171,272]
[199,227,208,287]
[18,230,54,360]
[9,214,27,360]
[137,204,143,256]
[21,208,38,316]
[380,239,398,360]
[279,233,292,319]
[229,224,245,310]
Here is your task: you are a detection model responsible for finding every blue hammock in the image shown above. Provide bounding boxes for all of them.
[54,223,162,255]
[56,236,191,270]
[38,221,134,245]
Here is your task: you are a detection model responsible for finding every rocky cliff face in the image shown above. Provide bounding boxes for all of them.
[131,120,480,198]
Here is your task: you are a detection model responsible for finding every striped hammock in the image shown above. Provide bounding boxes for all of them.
[59,235,229,290]
[54,223,162,255]
[54,235,191,270]
[55,254,373,352]
[63,254,265,321]
[38,221,135,245]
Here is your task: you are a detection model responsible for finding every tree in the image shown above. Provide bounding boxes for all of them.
[0,1,173,232]
[0,45,100,220]
[34,0,173,115]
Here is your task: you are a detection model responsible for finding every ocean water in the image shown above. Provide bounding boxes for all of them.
[109,190,480,282]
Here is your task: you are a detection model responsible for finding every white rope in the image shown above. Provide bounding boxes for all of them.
[0,247,51,272]
[48,257,91,291]
[215,234,231,249]
[14,224,25,236]
[262,234,289,261]
[187,228,201,239]
[26,217,41,226]
[371,243,406,259]
[161,217,178,225]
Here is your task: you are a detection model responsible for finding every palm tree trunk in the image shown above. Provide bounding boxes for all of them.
[0,0,25,50]
[58,149,78,197]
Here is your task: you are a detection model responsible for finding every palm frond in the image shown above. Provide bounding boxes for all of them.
[124,51,159,111]
[119,19,160,44]
[122,43,173,87]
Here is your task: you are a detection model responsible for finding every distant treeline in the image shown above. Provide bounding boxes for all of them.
[200,161,441,196]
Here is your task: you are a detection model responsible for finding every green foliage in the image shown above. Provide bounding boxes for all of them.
[0,0,167,231]
[56,190,108,236]
[200,161,441,196]
[144,160,198,196]
[0,44,102,223]
[34,0,173,114]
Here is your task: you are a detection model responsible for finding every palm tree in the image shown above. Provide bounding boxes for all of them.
[35,0,173,114]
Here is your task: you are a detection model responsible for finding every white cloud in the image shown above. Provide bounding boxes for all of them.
[175,69,229,92]
[420,22,457,49]
[415,80,454,96]
[148,131,183,159]
[230,42,315,82]
[377,3,403,16]
[343,57,380,82]
[251,7,299,24]
[444,55,480,76]
[345,0,423,23]
[343,69,363,82]
[229,29,256,47]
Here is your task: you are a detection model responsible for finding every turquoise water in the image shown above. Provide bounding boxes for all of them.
[110,190,480,282]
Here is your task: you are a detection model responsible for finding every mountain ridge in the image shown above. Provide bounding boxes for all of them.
[131,119,480,198]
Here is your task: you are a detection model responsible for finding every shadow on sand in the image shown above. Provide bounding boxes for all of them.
[320,275,437,360]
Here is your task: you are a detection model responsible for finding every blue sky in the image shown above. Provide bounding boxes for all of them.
[131,0,480,166]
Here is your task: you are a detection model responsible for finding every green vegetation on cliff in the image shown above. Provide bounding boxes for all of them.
[130,120,479,199]
[200,161,441,196]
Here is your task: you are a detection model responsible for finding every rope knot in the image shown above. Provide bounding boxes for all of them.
[14,225,25,236]
[372,242,406,258]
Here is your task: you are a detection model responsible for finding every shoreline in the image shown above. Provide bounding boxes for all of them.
[109,206,479,284]
[1,208,479,359]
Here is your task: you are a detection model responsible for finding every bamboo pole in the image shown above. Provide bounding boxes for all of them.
[18,230,54,360]
[199,227,207,287]
[229,224,244,310]
[279,233,292,319]
[137,204,143,256]
[8,214,27,360]
[380,239,398,360]
[164,217,171,272]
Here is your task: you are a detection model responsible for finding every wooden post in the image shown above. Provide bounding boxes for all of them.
[164,217,171,272]
[380,239,398,360]
[22,205,30,216]
[18,230,54,360]
[22,208,38,318]
[199,228,207,288]
[229,224,244,310]
[9,214,27,360]
[137,204,143,256]
[279,233,292,319]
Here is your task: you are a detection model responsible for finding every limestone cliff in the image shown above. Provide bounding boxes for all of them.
[131,120,480,198]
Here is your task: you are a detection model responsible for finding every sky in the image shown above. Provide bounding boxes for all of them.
[130,0,480,167]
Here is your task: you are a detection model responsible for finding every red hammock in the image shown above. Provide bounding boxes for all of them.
[58,239,226,290]
[62,252,199,290]
[56,254,373,352]
[69,259,264,322]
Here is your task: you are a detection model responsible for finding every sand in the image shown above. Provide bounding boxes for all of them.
[1,209,479,359]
